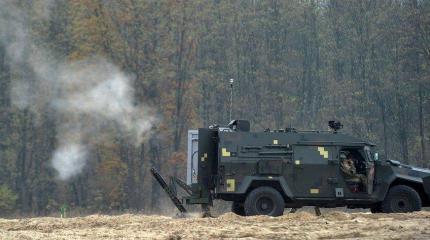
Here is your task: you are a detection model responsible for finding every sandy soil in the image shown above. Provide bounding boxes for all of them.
[1,211,430,240]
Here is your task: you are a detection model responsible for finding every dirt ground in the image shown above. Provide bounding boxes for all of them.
[1,210,430,240]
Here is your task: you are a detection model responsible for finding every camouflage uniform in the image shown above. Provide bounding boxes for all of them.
[340,155,367,186]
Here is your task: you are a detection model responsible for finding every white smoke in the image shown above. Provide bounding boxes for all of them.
[49,59,155,180]
[53,60,154,140]
[1,1,156,180]
[52,143,88,180]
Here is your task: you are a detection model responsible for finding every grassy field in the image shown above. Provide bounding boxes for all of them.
[1,211,430,239]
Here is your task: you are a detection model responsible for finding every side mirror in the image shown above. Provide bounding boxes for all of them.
[374,153,379,161]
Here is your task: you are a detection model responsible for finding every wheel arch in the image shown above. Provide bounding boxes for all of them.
[216,177,293,202]
[389,178,430,207]
[245,180,290,202]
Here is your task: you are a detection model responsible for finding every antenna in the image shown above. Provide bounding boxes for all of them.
[229,78,234,121]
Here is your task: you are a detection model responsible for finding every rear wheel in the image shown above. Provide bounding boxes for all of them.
[381,185,422,213]
[244,186,285,217]
[231,201,245,216]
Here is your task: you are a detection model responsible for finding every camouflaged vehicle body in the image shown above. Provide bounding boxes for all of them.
[186,123,430,210]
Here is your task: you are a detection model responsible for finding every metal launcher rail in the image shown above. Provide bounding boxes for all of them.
[150,167,188,215]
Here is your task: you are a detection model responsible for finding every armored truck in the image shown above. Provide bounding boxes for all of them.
[152,120,430,217]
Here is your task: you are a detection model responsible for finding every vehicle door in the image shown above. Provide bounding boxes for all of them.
[292,145,338,198]
[338,147,374,198]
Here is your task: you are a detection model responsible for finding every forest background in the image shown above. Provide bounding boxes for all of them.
[0,0,429,215]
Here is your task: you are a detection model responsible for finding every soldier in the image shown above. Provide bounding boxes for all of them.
[340,152,367,188]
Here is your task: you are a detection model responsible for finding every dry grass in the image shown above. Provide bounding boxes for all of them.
[1,210,430,239]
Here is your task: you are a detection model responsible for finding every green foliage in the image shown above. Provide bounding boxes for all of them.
[0,185,17,211]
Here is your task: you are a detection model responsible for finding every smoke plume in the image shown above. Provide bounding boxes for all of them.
[1,1,155,180]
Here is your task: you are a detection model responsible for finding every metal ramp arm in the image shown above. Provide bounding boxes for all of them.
[150,167,187,214]
[171,176,193,195]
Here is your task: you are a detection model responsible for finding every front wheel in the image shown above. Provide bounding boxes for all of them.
[381,185,422,213]
[244,186,285,217]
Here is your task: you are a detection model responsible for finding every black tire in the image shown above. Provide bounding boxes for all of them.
[231,201,246,216]
[244,186,285,217]
[381,185,422,213]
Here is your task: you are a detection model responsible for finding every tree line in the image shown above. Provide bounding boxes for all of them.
[0,0,429,215]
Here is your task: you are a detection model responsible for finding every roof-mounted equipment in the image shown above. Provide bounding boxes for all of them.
[328,120,343,132]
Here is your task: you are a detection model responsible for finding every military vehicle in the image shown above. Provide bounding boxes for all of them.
[151,120,430,217]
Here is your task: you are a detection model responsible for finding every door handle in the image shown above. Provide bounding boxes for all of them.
[284,159,292,164]
[327,177,338,184]
[328,159,339,165]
